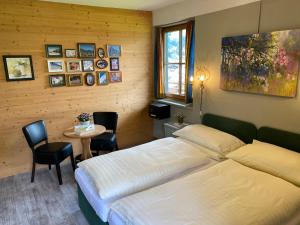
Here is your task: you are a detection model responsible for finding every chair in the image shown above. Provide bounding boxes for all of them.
[90,112,119,154]
[22,120,75,185]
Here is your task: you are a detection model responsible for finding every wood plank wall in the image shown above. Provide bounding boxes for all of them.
[0,0,153,178]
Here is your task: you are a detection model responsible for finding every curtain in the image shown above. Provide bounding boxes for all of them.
[154,27,165,99]
[185,21,195,103]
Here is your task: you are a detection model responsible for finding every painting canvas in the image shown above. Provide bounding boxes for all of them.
[3,55,34,81]
[221,29,300,97]
[78,43,96,58]
[107,45,121,57]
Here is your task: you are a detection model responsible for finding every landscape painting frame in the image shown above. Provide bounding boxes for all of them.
[77,43,96,58]
[220,29,300,98]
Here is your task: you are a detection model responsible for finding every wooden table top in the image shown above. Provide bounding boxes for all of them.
[63,124,106,139]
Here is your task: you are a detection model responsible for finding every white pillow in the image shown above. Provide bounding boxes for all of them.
[227,140,300,186]
[173,124,245,156]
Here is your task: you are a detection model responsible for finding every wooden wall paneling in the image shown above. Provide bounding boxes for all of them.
[0,0,153,178]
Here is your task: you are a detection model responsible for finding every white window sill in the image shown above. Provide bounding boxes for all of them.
[156,98,193,109]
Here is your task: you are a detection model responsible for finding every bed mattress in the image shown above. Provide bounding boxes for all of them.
[108,160,300,225]
[75,159,218,222]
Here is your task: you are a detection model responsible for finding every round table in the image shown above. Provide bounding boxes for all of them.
[63,125,106,161]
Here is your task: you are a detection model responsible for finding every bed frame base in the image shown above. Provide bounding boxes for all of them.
[78,185,108,225]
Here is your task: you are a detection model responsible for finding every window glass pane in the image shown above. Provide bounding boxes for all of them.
[182,29,186,63]
[166,31,179,63]
[181,64,186,95]
[166,64,179,95]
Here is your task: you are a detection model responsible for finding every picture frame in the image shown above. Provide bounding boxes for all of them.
[98,48,106,58]
[3,55,35,81]
[49,74,66,87]
[85,73,95,86]
[109,57,120,71]
[77,43,96,58]
[67,74,83,86]
[96,59,108,69]
[47,59,65,73]
[45,44,63,58]
[97,71,109,85]
[109,71,122,83]
[107,44,121,57]
[82,59,94,72]
[66,60,82,72]
[65,49,77,58]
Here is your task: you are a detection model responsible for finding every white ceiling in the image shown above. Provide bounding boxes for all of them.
[41,0,185,10]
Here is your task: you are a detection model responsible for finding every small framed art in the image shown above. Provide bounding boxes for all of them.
[97,71,109,85]
[107,45,121,57]
[45,44,63,58]
[65,49,76,58]
[47,60,65,73]
[109,71,122,83]
[82,59,94,72]
[78,43,96,58]
[49,74,66,87]
[98,48,106,58]
[3,55,35,81]
[96,59,108,69]
[85,73,95,86]
[110,57,119,71]
[67,74,83,86]
[66,60,82,72]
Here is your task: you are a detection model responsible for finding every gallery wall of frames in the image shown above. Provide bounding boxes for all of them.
[0,0,153,178]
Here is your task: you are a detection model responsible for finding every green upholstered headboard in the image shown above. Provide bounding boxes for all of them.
[202,113,257,144]
[257,127,300,153]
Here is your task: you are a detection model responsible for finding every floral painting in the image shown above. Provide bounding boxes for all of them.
[221,29,300,97]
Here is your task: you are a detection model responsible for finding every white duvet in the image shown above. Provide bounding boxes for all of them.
[110,160,300,225]
[78,137,211,201]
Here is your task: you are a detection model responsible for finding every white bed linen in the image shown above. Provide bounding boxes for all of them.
[75,158,218,222]
[77,137,213,201]
[109,160,300,225]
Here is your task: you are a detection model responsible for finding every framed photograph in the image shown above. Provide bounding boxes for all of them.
[45,44,63,58]
[3,55,34,81]
[96,59,108,69]
[49,74,66,87]
[66,60,82,72]
[107,44,121,57]
[109,71,122,83]
[98,71,109,85]
[82,59,94,72]
[78,43,96,58]
[98,48,106,58]
[85,73,95,86]
[65,49,76,58]
[110,57,120,71]
[67,74,83,86]
[47,60,65,73]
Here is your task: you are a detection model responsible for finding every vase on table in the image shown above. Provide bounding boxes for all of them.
[80,120,90,126]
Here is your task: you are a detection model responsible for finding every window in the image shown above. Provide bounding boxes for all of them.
[163,24,188,100]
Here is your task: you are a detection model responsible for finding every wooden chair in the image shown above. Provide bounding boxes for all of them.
[90,112,119,155]
[22,120,75,185]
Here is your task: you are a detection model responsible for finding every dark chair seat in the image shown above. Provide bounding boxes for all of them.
[91,112,119,154]
[22,120,75,185]
[35,142,73,164]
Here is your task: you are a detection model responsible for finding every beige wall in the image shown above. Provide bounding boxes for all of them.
[153,0,259,26]
[163,0,300,135]
[0,0,153,178]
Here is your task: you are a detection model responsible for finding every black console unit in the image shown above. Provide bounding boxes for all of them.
[149,102,170,120]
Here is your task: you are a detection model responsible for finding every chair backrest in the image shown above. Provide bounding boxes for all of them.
[22,120,48,149]
[93,112,118,133]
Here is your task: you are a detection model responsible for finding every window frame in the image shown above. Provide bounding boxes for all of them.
[162,23,188,101]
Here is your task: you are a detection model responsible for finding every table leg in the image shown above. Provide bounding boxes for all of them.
[81,138,93,160]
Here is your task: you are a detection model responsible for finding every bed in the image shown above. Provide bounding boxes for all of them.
[108,127,300,225]
[75,113,257,225]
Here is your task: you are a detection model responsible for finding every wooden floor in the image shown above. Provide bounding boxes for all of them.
[0,164,89,225]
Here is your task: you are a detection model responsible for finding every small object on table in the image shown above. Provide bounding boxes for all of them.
[63,124,106,161]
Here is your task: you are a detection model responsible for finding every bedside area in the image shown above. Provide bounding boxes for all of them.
[164,122,191,137]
